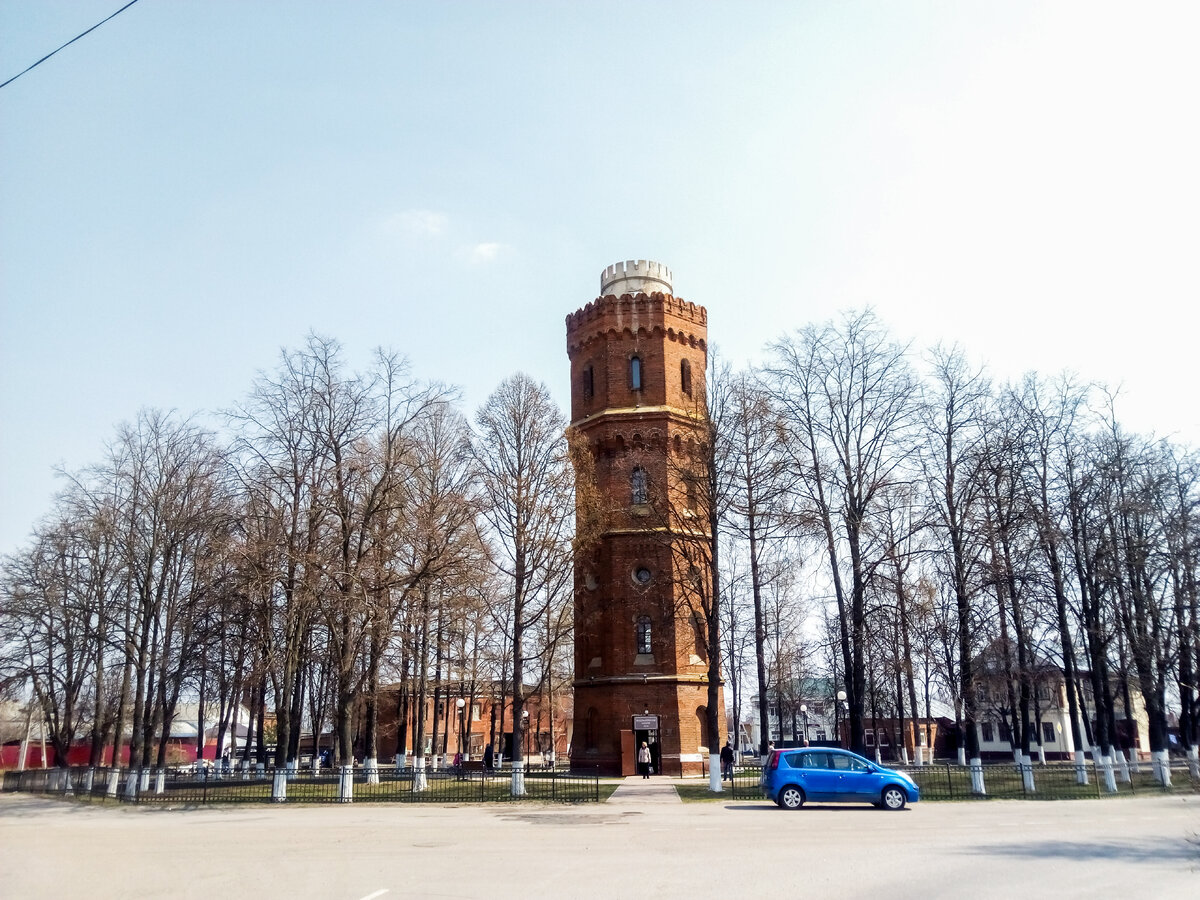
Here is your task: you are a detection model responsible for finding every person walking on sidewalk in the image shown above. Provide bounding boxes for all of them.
[637,741,652,778]
[721,742,735,780]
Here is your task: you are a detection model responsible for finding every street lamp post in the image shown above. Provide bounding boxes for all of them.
[521,709,530,771]
[836,690,848,747]
[800,704,809,746]
[456,698,467,760]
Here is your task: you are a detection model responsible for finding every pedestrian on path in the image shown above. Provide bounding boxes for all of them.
[721,742,734,780]
[638,741,652,778]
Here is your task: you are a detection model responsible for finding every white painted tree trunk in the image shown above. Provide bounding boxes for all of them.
[364,757,379,785]
[511,767,526,797]
[1074,749,1089,785]
[1116,748,1131,782]
[286,759,296,780]
[1187,746,1200,780]
[709,753,722,792]
[83,768,95,793]
[1036,744,1046,765]
[968,758,986,795]
[106,769,119,797]
[875,748,882,764]
[139,768,151,792]
[1099,754,1117,793]
[1020,755,1035,793]
[413,756,428,791]
[338,765,354,802]
[900,747,910,766]
[957,747,967,766]
[1152,749,1171,786]
[394,752,407,770]
[1128,749,1141,774]
[271,769,287,802]
[153,770,165,794]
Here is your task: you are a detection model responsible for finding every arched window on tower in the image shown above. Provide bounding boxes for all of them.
[636,616,652,655]
[630,355,642,390]
[631,466,648,505]
[680,358,692,397]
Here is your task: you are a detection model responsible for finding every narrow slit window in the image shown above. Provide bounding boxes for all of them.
[680,358,692,397]
[583,365,594,398]
[636,616,652,654]
[631,466,648,504]
[630,355,642,390]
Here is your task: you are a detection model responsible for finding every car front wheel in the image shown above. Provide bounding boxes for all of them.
[778,785,805,810]
[881,786,907,810]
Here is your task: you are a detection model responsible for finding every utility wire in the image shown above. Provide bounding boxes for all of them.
[1,0,143,91]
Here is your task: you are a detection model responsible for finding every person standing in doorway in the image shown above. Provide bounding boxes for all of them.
[638,741,652,778]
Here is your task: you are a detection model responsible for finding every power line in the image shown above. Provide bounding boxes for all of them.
[1,0,143,91]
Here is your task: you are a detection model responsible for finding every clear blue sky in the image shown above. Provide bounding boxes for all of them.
[2,1,1198,553]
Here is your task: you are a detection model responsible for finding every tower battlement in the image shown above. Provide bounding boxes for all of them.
[600,259,673,297]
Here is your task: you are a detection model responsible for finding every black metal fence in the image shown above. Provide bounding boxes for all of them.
[728,759,1200,802]
[1,764,603,805]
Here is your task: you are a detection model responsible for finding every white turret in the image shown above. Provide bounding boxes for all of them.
[600,259,673,297]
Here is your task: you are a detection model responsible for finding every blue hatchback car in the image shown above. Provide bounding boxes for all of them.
[761,747,919,810]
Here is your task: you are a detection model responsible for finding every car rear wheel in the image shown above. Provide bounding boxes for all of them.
[881,786,907,810]
[778,785,805,810]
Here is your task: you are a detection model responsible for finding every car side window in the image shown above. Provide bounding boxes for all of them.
[829,754,851,770]
[847,758,869,772]
[785,753,805,768]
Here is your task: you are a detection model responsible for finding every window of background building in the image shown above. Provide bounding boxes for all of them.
[981,721,994,742]
[1042,721,1055,744]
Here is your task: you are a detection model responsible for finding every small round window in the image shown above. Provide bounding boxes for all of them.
[634,567,652,585]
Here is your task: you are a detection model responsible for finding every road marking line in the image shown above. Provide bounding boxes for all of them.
[358,890,389,900]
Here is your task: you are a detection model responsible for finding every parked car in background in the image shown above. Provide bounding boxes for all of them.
[761,747,919,810]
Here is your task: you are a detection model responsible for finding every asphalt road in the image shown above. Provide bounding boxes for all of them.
[2,783,1197,899]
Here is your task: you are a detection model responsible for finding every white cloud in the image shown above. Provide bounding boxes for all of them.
[466,242,505,264]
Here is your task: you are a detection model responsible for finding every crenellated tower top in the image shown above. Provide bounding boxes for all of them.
[600,259,673,297]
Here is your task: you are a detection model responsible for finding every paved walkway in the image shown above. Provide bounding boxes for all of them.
[606,775,683,803]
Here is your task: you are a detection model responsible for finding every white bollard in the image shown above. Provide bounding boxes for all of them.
[364,757,379,785]
[968,758,986,795]
[338,765,354,802]
[271,768,288,802]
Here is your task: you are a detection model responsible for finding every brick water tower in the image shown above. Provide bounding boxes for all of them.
[566,260,725,777]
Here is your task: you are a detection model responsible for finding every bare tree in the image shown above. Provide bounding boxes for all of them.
[472,373,575,795]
